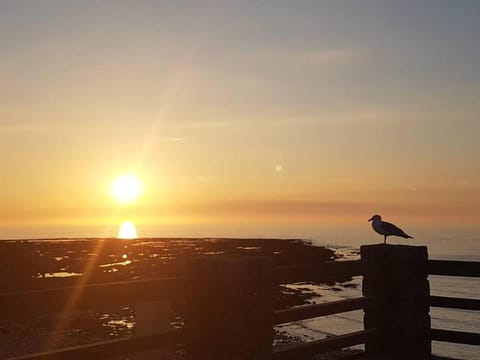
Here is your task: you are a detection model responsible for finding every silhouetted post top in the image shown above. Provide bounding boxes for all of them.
[361,244,431,359]
[361,243,428,261]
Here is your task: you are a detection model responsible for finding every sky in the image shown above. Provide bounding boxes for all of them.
[1,1,480,237]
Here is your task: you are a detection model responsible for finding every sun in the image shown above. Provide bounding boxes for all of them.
[111,174,142,204]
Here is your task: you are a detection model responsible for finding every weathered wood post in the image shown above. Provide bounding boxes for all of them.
[186,255,274,359]
[136,300,175,359]
[362,244,431,359]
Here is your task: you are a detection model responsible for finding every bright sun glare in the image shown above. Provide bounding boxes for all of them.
[117,221,137,239]
[112,174,142,204]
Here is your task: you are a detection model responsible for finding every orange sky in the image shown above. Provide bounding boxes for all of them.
[1,2,480,235]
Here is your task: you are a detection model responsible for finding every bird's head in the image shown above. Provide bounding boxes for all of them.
[368,214,382,222]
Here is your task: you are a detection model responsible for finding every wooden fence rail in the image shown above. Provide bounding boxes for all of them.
[0,276,187,319]
[428,260,480,277]
[427,259,480,359]
[429,295,480,311]
[274,259,362,284]
[430,329,480,346]
[274,296,370,325]
[272,329,375,360]
[7,328,186,360]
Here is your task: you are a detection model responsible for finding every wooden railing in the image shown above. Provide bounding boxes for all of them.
[271,329,374,360]
[0,276,187,319]
[273,296,370,325]
[1,246,479,360]
[7,329,185,360]
[428,260,480,347]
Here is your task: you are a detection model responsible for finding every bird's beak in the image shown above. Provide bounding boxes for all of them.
[368,217,373,222]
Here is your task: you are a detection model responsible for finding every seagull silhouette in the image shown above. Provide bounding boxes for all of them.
[368,214,413,244]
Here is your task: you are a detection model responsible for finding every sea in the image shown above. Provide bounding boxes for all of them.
[1,223,479,359]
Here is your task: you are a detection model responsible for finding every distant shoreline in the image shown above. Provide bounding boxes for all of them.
[0,236,314,242]
[0,237,346,288]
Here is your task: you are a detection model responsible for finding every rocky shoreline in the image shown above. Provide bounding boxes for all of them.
[0,238,359,358]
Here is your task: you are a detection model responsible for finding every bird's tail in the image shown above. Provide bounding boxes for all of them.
[404,234,413,239]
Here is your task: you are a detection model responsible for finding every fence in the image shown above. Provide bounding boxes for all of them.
[1,244,479,359]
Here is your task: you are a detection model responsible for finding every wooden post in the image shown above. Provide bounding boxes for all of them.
[186,255,274,360]
[361,244,431,359]
[135,300,175,359]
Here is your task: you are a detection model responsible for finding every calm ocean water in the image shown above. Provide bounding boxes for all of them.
[1,224,479,358]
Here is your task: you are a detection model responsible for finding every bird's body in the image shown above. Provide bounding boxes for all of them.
[368,215,413,244]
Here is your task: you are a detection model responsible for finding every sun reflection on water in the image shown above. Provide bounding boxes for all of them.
[117,221,137,239]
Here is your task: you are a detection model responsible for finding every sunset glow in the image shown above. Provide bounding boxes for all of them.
[1,1,480,240]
